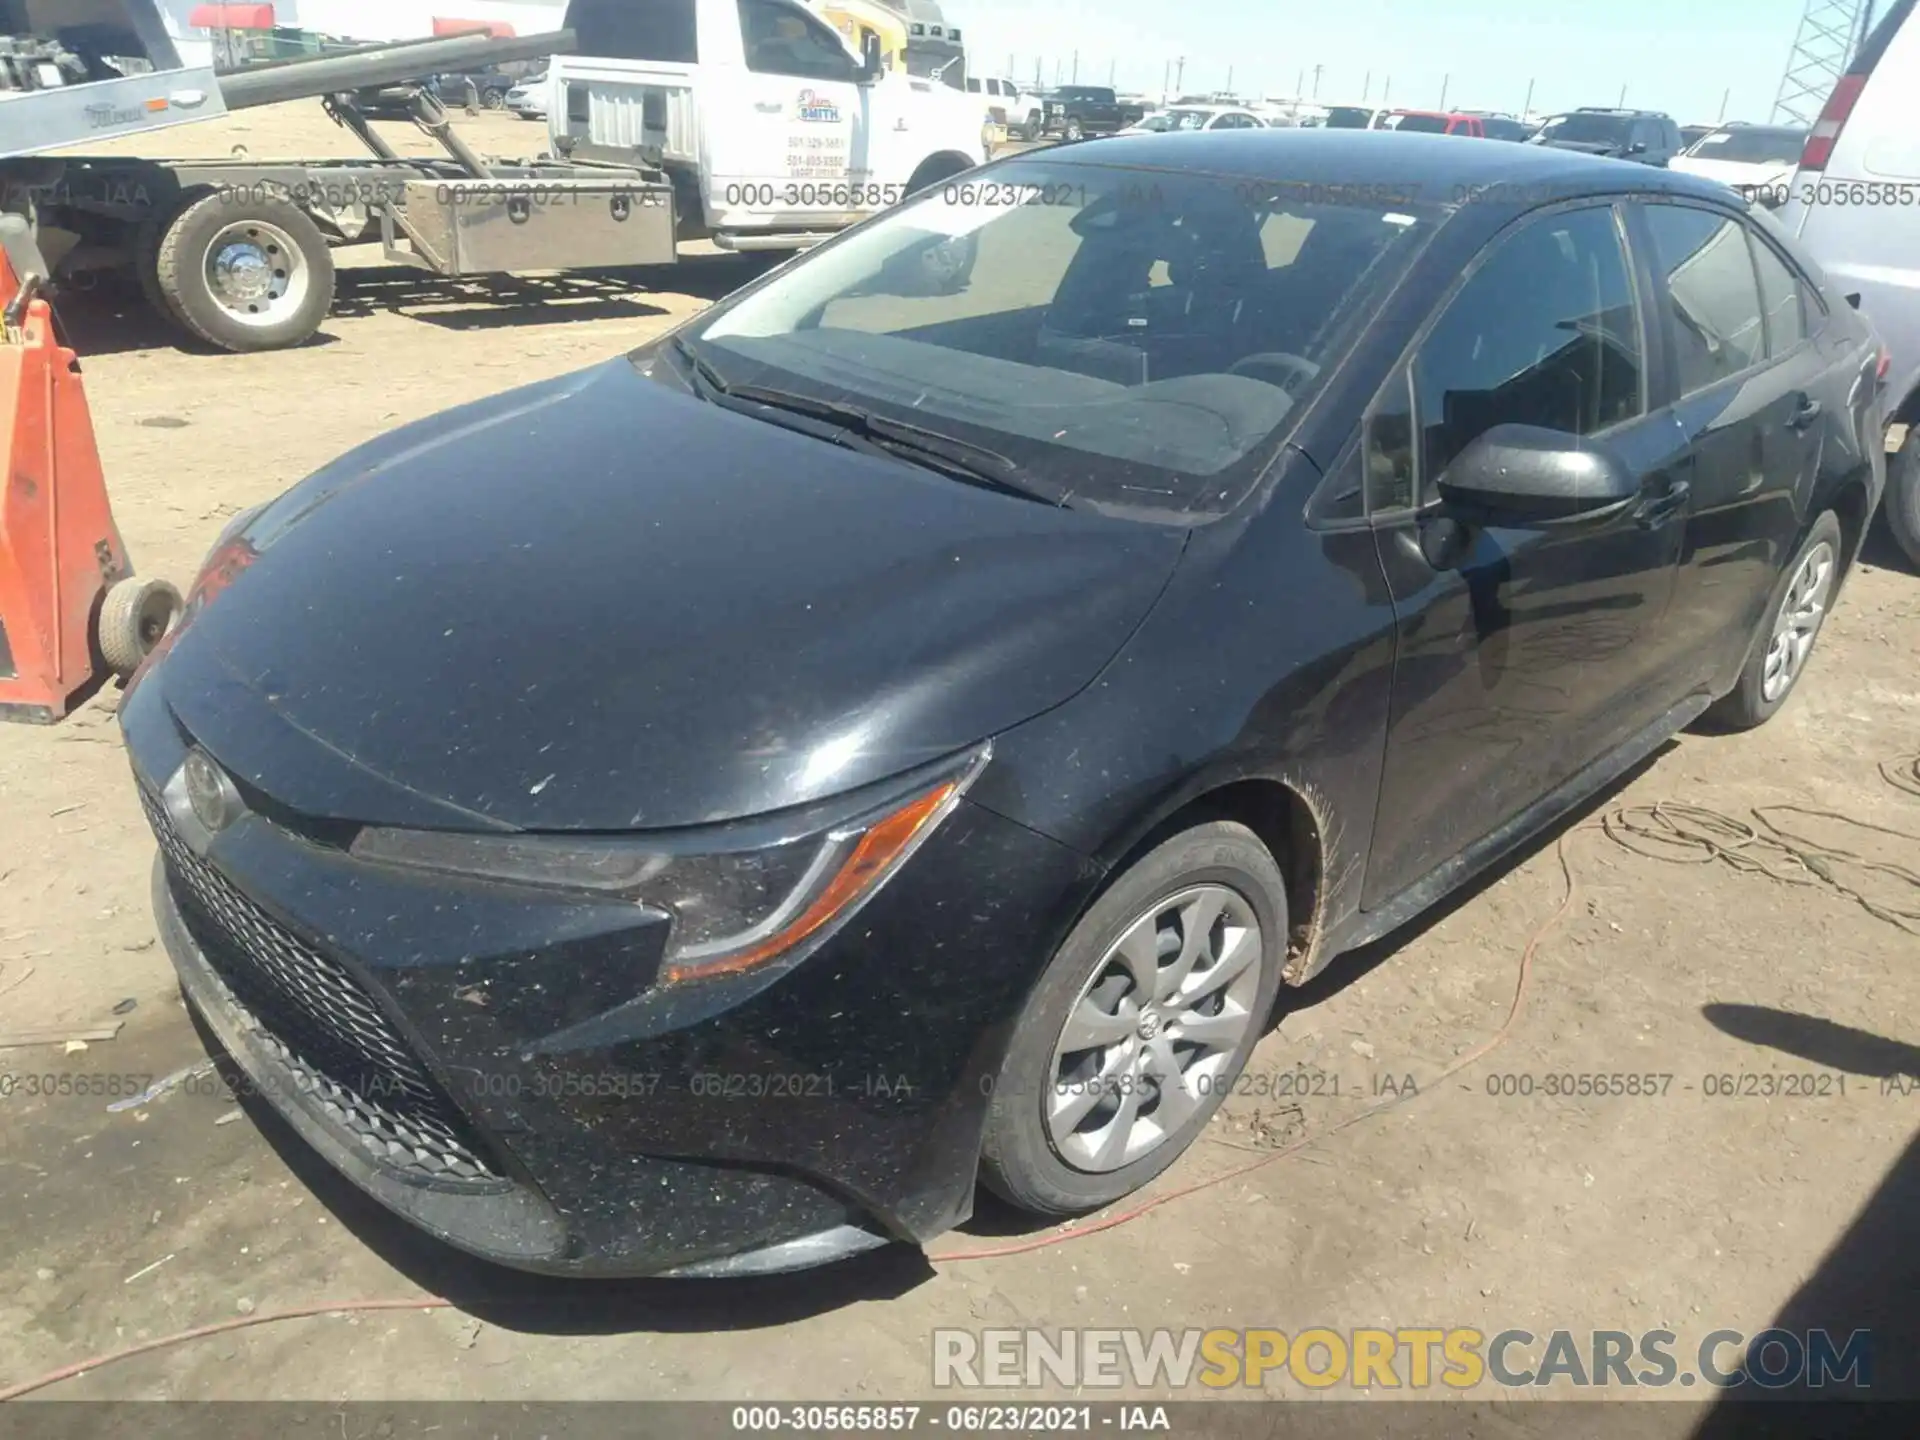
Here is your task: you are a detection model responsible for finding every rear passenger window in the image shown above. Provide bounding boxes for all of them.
[1642,205,1766,393]
[566,0,698,62]
[1410,204,1644,495]
[1750,236,1808,355]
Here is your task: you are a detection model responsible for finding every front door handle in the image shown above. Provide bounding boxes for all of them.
[1634,479,1691,529]
[1789,396,1823,430]
[754,101,783,113]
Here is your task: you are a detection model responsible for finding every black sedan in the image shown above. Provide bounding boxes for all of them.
[123,130,1885,1278]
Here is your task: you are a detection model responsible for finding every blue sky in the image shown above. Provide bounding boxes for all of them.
[955,0,1818,122]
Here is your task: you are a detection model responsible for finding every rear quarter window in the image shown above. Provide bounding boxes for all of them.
[566,0,699,61]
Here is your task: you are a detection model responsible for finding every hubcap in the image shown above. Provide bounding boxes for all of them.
[1761,540,1835,702]
[204,220,310,328]
[1046,884,1264,1173]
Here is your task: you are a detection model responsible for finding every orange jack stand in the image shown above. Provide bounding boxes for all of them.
[0,216,178,724]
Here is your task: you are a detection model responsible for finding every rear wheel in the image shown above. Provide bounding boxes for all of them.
[153,191,336,352]
[1888,427,1920,569]
[903,157,978,293]
[980,821,1286,1216]
[1705,510,1843,730]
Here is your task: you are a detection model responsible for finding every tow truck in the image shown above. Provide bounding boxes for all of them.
[2,0,994,352]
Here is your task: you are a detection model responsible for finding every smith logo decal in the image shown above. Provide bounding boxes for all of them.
[796,89,842,123]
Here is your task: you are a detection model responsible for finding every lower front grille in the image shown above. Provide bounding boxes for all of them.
[139,784,501,1186]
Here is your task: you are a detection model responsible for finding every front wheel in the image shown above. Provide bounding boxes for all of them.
[980,821,1286,1216]
[1705,510,1843,730]
[1064,117,1085,142]
[152,191,336,352]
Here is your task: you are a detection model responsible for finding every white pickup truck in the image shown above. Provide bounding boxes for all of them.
[552,0,991,252]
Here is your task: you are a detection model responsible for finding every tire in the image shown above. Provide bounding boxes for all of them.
[1705,510,1844,731]
[133,213,174,321]
[482,89,507,110]
[1064,117,1085,142]
[1888,427,1920,570]
[980,821,1287,1216]
[904,159,978,294]
[153,190,336,353]
[98,576,183,677]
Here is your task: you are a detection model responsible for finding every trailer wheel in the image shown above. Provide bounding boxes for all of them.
[153,192,336,353]
[98,576,183,677]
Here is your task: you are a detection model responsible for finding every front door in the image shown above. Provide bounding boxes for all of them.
[713,0,866,232]
[1361,202,1692,907]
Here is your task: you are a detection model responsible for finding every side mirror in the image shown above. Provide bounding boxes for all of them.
[860,32,884,82]
[1845,292,1863,310]
[1435,424,1640,525]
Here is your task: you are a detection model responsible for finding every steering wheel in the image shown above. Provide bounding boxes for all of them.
[1227,352,1322,392]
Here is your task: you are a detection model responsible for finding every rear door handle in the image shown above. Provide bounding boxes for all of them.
[1789,396,1823,430]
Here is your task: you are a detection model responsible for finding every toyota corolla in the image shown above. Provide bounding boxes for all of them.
[123,130,1883,1277]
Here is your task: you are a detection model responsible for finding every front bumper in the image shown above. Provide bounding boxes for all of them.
[131,709,1094,1277]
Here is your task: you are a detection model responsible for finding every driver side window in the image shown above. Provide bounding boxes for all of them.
[738,0,856,83]
[1390,204,1645,509]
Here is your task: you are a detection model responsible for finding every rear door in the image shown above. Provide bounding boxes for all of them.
[1362,202,1693,907]
[1634,201,1835,672]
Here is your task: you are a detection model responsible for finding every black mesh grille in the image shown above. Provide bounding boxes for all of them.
[140,783,501,1185]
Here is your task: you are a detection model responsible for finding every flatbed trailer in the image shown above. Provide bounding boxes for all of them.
[2,10,679,352]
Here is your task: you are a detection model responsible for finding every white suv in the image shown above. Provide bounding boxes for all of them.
[1778,0,1920,564]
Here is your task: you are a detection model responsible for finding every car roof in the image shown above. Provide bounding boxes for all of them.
[1044,128,1742,205]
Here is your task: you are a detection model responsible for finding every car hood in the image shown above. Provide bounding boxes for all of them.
[151,358,1184,832]
[1670,156,1794,188]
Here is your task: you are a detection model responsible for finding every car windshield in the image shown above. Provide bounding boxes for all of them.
[1686,127,1806,164]
[684,159,1438,524]
[1323,106,1373,128]
[1387,113,1450,133]
[1538,113,1635,144]
[1165,109,1213,130]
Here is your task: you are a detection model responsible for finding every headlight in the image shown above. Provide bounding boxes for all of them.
[349,745,989,987]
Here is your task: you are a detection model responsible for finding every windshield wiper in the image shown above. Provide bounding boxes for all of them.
[672,337,1057,505]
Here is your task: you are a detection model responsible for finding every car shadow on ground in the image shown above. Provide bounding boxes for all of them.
[47,279,343,359]
[1858,509,1918,575]
[45,253,778,357]
[329,251,779,328]
[1687,1007,1920,1429]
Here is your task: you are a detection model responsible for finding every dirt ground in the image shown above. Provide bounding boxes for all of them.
[3,102,1919,1421]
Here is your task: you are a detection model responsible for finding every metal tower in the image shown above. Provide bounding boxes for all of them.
[1771,0,1875,125]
